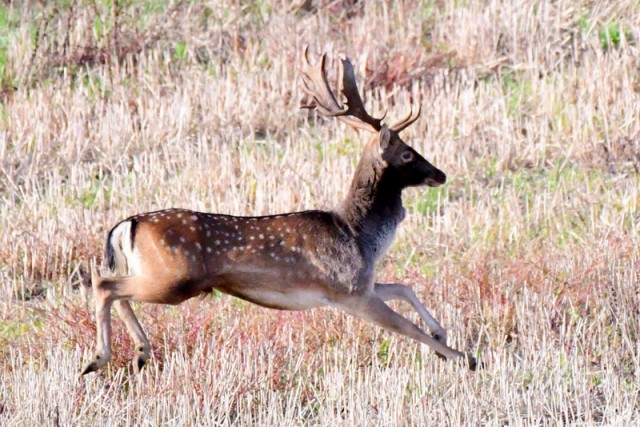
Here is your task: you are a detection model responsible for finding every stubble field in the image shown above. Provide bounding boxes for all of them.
[1,1,639,425]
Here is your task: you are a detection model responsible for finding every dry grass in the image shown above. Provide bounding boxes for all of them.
[1,0,639,425]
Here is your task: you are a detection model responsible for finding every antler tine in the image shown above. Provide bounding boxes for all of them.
[390,103,422,133]
[301,47,380,133]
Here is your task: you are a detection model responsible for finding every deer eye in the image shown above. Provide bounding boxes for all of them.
[400,151,414,163]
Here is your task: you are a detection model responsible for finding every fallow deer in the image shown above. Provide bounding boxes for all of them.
[81,49,477,375]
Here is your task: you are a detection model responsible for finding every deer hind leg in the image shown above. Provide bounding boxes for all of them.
[81,269,152,375]
[114,300,151,373]
[374,283,448,345]
[336,293,476,370]
[107,227,152,373]
[81,268,115,375]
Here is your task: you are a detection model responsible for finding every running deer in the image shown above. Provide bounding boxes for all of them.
[81,49,476,375]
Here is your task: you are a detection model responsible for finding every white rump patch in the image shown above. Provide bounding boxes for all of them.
[109,220,142,275]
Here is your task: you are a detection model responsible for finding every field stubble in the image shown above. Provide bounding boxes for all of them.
[1,0,639,425]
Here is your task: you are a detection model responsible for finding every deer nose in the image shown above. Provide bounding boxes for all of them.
[424,168,446,187]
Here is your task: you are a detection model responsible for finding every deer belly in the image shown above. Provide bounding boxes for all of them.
[222,286,329,310]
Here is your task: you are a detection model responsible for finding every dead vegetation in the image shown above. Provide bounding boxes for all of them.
[1,0,639,425]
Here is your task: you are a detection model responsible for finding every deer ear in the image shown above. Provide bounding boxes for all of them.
[379,125,391,151]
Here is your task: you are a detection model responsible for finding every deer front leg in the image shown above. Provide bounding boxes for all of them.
[335,293,476,370]
[374,283,447,346]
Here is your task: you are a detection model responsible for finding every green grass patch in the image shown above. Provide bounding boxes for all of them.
[406,186,443,216]
[501,71,534,117]
[173,40,188,62]
[0,316,44,341]
[598,21,630,51]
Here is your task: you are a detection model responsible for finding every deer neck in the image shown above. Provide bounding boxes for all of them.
[337,143,405,259]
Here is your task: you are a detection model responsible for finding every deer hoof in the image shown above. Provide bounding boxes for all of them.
[80,352,110,375]
[81,362,99,376]
[466,353,481,371]
[134,353,149,373]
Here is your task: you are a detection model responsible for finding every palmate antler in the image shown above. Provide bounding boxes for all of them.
[301,47,422,134]
[301,47,384,133]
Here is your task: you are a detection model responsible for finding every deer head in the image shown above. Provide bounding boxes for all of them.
[301,47,446,190]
